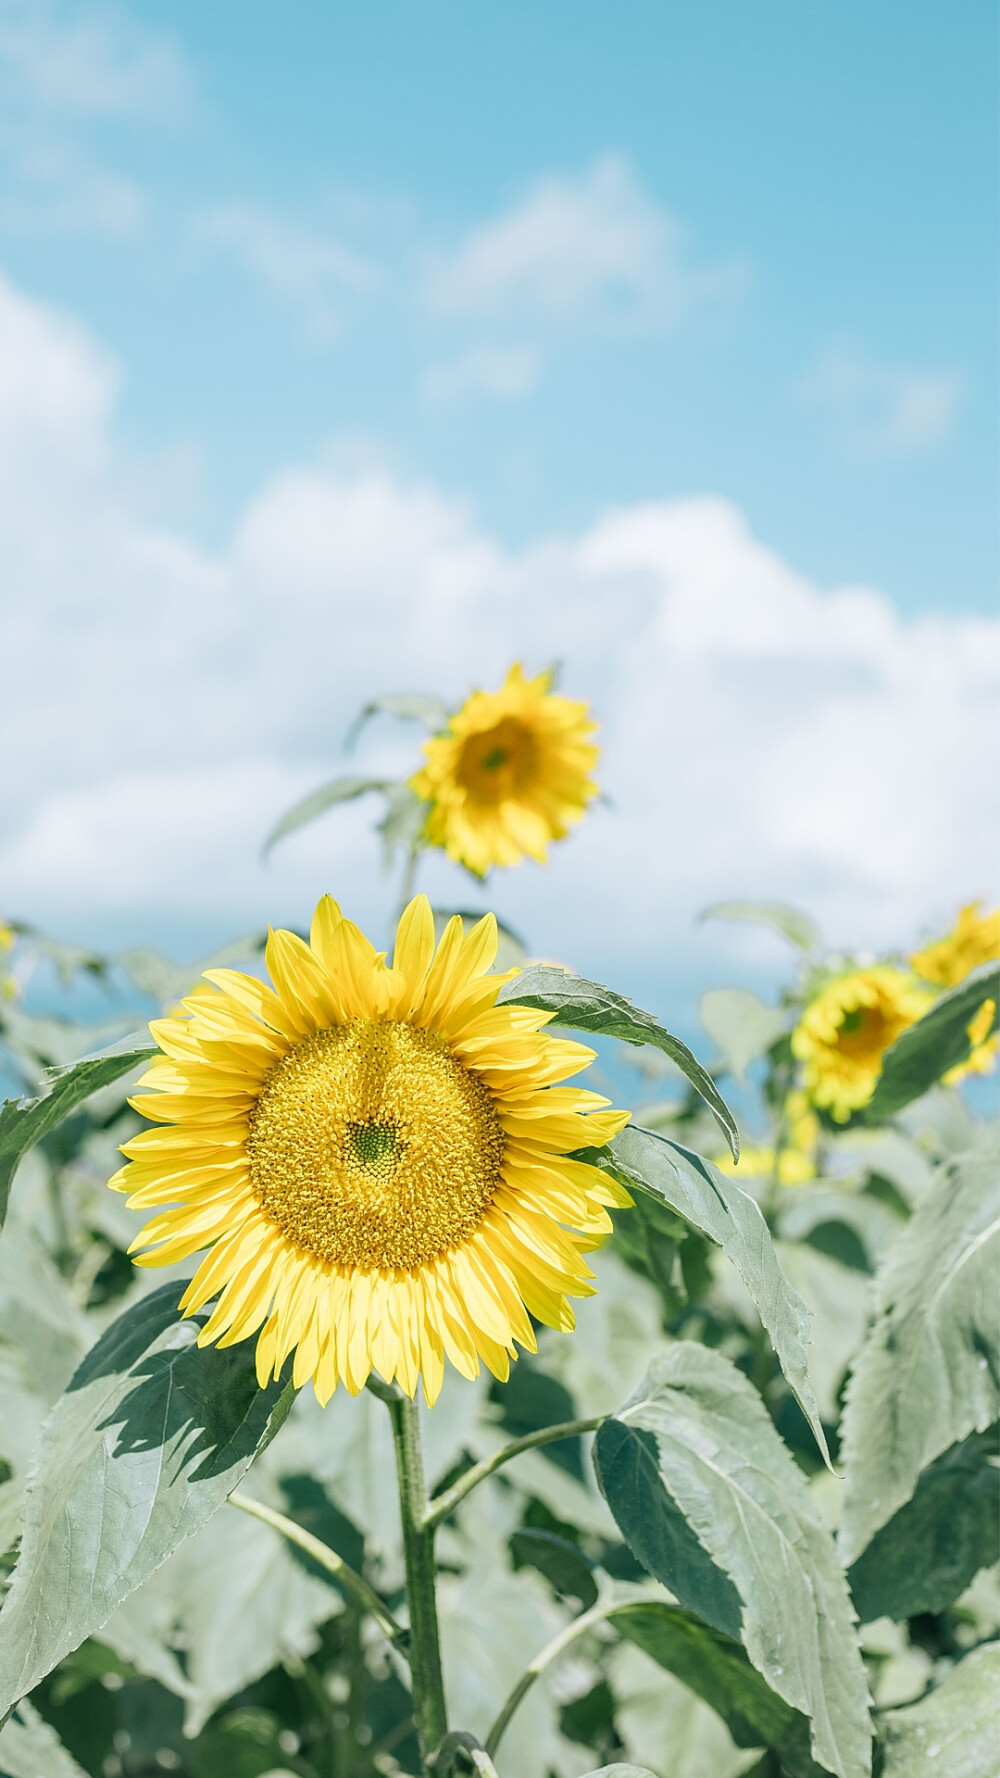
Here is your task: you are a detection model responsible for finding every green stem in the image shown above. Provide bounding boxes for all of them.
[386,1392,449,1773]
[485,1601,627,1759]
[423,1417,605,1530]
[227,1491,408,1656]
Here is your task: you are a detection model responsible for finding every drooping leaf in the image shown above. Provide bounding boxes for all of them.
[611,1601,830,1778]
[699,901,819,953]
[699,989,787,1083]
[0,1032,156,1229]
[499,967,739,1160]
[261,775,394,857]
[0,1283,294,1717]
[865,962,1000,1121]
[847,1426,999,1623]
[837,1142,1000,1569]
[0,1697,89,1777]
[344,692,451,750]
[593,1345,872,1778]
[877,1642,999,1778]
[583,1125,830,1462]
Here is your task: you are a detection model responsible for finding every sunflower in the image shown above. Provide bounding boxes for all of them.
[110,895,630,1406]
[943,997,998,1088]
[409,663,599,877]
[791,967,931,1123]
[911,901,1000,988]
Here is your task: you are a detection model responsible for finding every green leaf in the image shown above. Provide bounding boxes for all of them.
[0,1032,156,1229]
[376,780,429,863]
[580,1768,659,1777]
[509,1528,598,1608]
[865,963,1000,1121]
[0,1697,89,1777]
[878,1642,999,1778]
[0,1283,294,1718]
[499,967,739,1160]
[847,1427,999,1623]
[611,1601,830,1778]
[699,901,819,953]
[583,1125,830,1463]
[344,691,451,749]
[699,989,787,1083]
[261,775,394,857]
[593,1345,872,1778]
[837,1142,1000,1569]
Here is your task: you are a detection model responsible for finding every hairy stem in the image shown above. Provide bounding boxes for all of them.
[423,1417,605,1530]
[485,1601,628,1759]
[387,1392,449,1773]
[228,1490,408,1655]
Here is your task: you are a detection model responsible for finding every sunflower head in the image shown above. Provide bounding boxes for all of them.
[911,901,1000,988]
[111,895,630,1407]
[791,966,932,1123]
[943,997,999,1087]
[409,663,599,877]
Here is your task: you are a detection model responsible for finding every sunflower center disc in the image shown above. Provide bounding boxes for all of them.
[246,1019,506,1270]
[457,716,538,804]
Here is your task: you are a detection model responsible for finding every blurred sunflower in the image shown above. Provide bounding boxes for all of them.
[943,997,998,1087]
[410,663,599,877]
[792,967,931,1123]
[111,894,630,1406]
[911,900,1000,987]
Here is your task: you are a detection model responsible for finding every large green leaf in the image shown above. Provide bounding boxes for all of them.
[261,774,394,856]
[612,1601,829,1778]
[499,967,739,1160]
[583,1124,830,1462]
[699,989,787,1083]
[837,1142,1000,1569]
[878,1643,999,1778]
[593,1345,871,1778]
[0,1032,156,1228]
[0,1697,88,1777]
[699,901,819,953]
[847,1427,999,1623]
[0,1284,294,1717]
[865,962,1000,1121]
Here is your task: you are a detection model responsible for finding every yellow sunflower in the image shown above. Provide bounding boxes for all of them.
[791,967,932,1123]
[409,663,599,877]
[911,901,1000,988]
[110,895,630,1407]
[943,997,998,1087]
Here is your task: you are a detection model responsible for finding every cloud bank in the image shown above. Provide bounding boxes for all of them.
[1,267,997,982]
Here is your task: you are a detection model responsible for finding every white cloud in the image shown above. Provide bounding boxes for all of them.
[196,206,381,341]
[426,155,742,331]
[0,268,996,982]
[799,347,962,458]
[422,345,541,405]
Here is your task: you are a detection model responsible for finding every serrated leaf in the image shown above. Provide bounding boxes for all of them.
[700,901,819,953]
[0,1697,88,1777]
[261,775,394,857]
[865,963,1000,1121]
[583,1125,830,1463]
[0,1283,294,1717]
[611,1601,830,1778]
[878,1642,999,1778]
[593,1345,872,1778]
[344,692,451,749]
[499,967,739,1160]
[699,989,787,1083]
[0,1033,156,1228]
[847,1427,999,1623]
[838,1143,1000,1569]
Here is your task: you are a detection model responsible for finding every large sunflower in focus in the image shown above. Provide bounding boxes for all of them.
[792,966,931,1123]
[111,895,630,1405]
[409,663,599,877]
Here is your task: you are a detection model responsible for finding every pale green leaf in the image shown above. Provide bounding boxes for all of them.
[583,1125,830,1462]
[499,967,739,1160]
[866,962,1000,1121]
[0,1283,294,1717]
[582,1768,659,1777]
[878,1642,999,1778]
[838,1142,1000,1568]
[377,780,428,863]
[0,1697,88,1777]
[594,1345,872,1778]
[700,901,819,952]
[261,775,394,856]
[699,989,787,1083]
[344,692,451,749]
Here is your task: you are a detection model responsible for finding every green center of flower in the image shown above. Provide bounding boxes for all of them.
[458,717,538,804]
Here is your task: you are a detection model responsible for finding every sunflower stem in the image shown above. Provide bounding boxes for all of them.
[386,1392,449,1773]
[422,1416,606,1529]
[484,1600,628,1759]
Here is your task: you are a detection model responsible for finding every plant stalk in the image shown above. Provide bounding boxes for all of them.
[485,1600,627,1758]
[387,1392,449,1773]
[423,1416,605,1529]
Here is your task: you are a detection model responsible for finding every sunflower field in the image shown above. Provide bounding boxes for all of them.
[0,669,996,1778]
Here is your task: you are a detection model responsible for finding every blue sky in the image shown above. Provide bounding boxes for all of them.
[0,0,997,1021]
